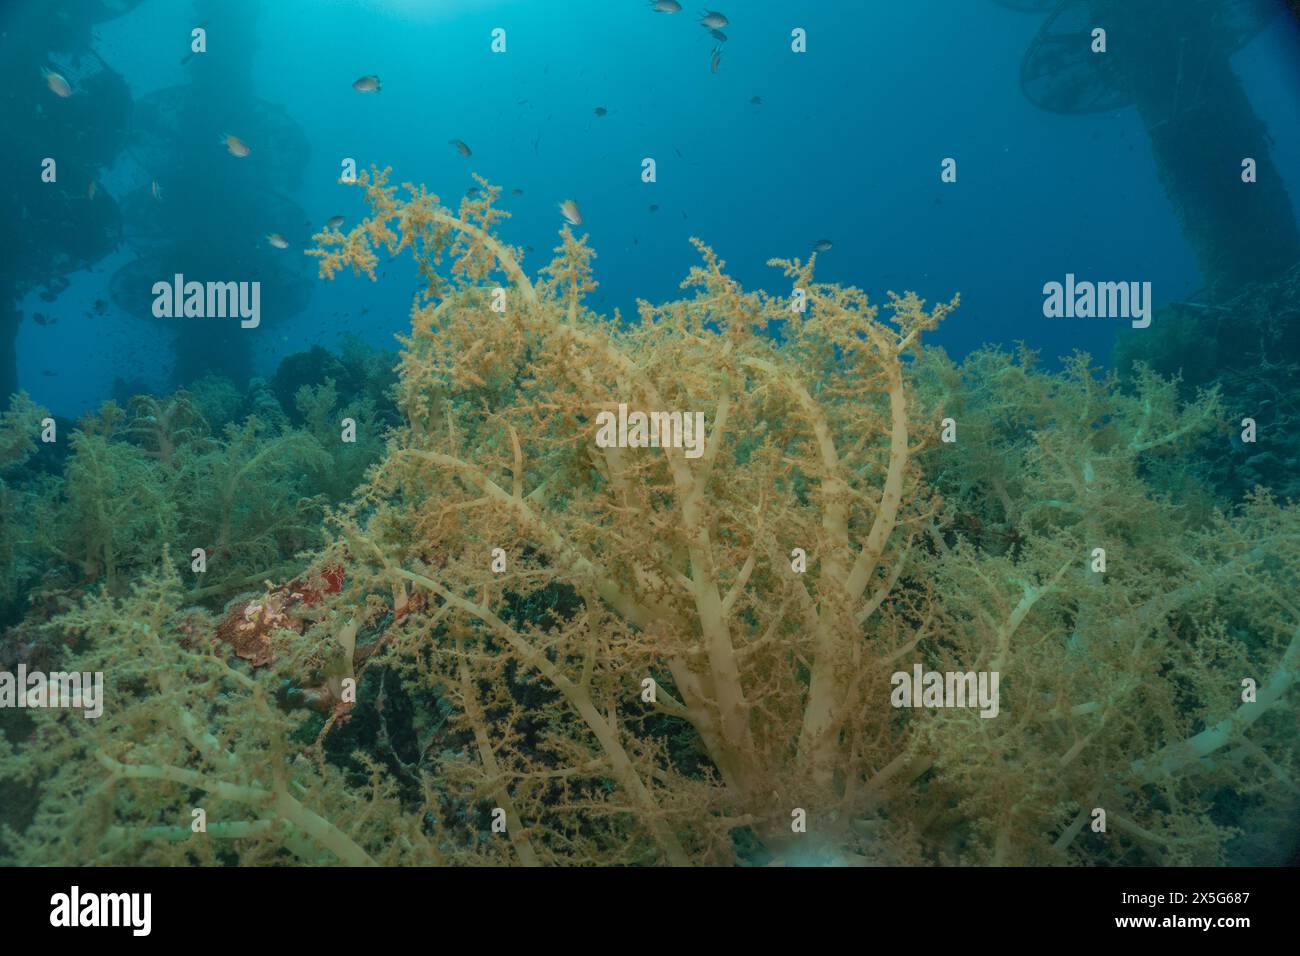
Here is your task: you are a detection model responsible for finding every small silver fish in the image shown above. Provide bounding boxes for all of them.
[42,67,71,97]
[650,0,682,12]
[267,233,289,249]
[151,180,163,201]
[449,139,472,157]
[813,239,832,252]
[710,29,728,43]
[558,199,582,225]
[352,75,381,93]
[222,133,250,157]
[700,11,728,29]
[710,46,722,73]
[326,215,345,229]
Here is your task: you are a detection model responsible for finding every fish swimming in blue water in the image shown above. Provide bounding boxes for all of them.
[559,199,583,225]
[42,67,72,97]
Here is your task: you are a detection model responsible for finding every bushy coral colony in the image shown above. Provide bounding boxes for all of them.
[2,170,1297,867]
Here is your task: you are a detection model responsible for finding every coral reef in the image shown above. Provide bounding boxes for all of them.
[1114,262,1300,502]
[0,394,53,615]
[2,362,388,609]
[3,169,1296,867]
[21,403,316,598]
[0,564,421,865]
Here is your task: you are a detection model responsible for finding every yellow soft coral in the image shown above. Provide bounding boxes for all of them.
[311,169,963,863]
[296,169,1300,866]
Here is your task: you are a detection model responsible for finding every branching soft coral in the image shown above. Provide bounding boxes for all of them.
[177,418,331,592]
[126,391,210,468]
[913,347,1296,864]
[24,402,331,600]
[307,172,1293,866]
[0,392,48,474]
[0,562,422,865]
[35,429,178,593]
[294,378,386,500]
[308,168,977,863]
[0,393,52,608]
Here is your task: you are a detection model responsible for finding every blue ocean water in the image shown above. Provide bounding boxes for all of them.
[8,0,1300,416]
